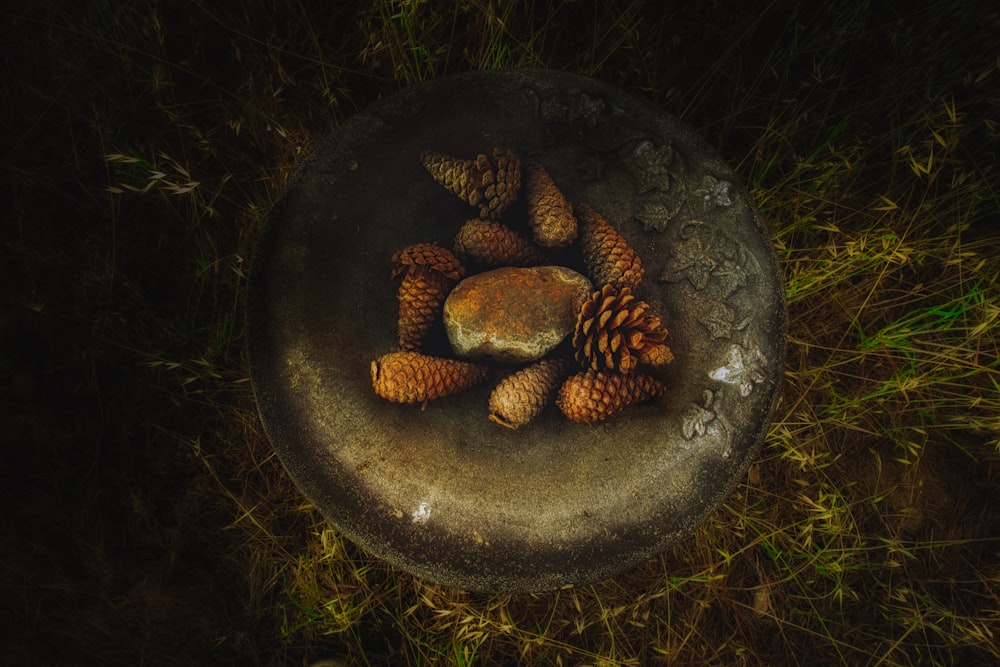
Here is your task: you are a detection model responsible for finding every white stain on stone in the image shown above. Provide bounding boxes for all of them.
[710,344,767,397]
[411,502,432,525]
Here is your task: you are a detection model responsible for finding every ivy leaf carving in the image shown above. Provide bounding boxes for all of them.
[681,390,718,440]
[693,174,732,208]
[710,344,767,397]
[659,223,717,289]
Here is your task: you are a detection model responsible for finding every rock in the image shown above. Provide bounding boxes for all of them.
[443,266,593,362]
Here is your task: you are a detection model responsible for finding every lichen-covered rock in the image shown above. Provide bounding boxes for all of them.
[443,266,592,363]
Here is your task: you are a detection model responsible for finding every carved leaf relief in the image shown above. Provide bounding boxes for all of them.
[693,174,732,208]
[659,222,718,289]
[710,344,768,397]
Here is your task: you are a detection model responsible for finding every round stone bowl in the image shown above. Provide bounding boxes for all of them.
[247,69,786,593]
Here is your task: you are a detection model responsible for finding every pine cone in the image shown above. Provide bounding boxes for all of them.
[420,147,521,220]
[394,269,452,351]
[524,160,577,249]
[577,203,644,290]
[572,284,673,373]
[392,242,465,281]
[484,147,521,219]
[420,150,491,211]
[556,370,666,424]
[371,351,489,403]
[392,243,465,351]
[488,358,568,429]
[453,219,547,267]
[639,342,675,368]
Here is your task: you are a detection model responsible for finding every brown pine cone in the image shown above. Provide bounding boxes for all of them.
[524,160,577,249]
[577,203,644,290]
[556,370,666,424]
[483,147,521,219]
[453,219,547,267]
[572,284,673,373]
[639,342,675,367]
[395,269,453,351]
[420,148,521,220]
[392,243,465,351]
[371,351,489,403]
[391,242,465,281]
[420,150,491,212]
[488,358,568,429]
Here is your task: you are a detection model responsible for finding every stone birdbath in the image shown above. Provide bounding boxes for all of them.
[247,70,786,593]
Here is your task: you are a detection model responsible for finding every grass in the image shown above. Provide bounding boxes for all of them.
[2,0,999,665]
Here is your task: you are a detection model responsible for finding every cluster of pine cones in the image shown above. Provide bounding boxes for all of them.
[369,147,674,426]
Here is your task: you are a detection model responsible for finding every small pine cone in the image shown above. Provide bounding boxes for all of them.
[453,219,547,267]
[572,284,671,373]
[556,370,666,424]
[524,160,577,249]
[420,150,492,211]
[371,351,489,403]
[483,147,521,220]
[391,242,465,281]
[396,269,452,351]
[577,203,644,290]
[488,358,568,429]
[420,148,521,220]
[392,243,465,351]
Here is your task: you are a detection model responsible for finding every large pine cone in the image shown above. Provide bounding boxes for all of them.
[488,358,568,429]
[371,351,489,403]
[556,370,666,424]
[572,284,673,374]
[524,160,577,249]
[453,219,547,267]
[392,243,465,351]
[577,203,644,290]
[420,147,521,220]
